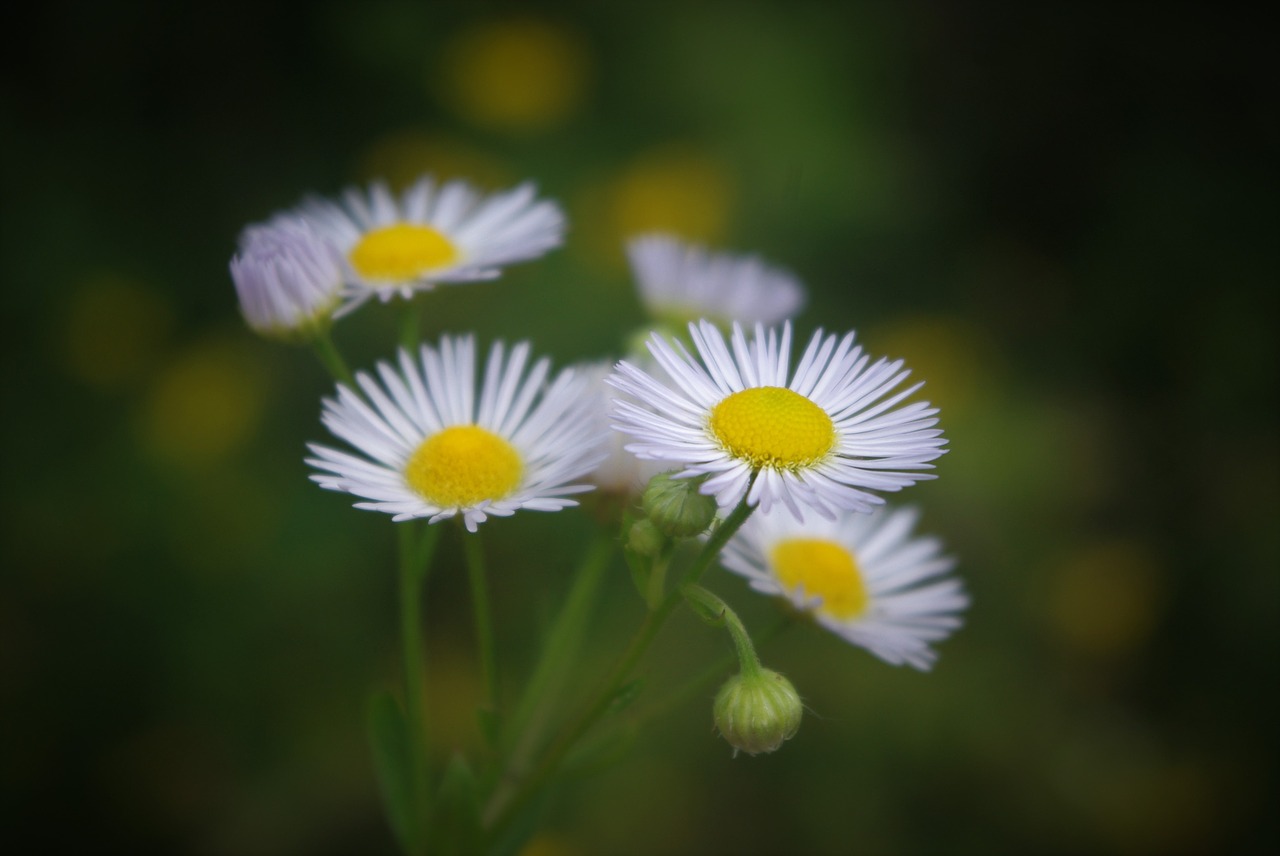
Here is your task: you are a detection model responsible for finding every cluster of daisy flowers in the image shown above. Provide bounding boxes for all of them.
[231,171,968,764]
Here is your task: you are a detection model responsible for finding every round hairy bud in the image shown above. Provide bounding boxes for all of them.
[641,472,717,539]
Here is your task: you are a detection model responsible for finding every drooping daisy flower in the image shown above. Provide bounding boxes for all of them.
[608,321,946,521]
[720,505,967,670]
[230,215,344,341]
[299,175,565,314]
[627,233,805,327]
[307,336,603,532]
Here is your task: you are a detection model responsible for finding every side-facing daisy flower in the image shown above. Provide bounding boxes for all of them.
[608,321,946,521]
[307,336,603,532]
[230,215,344,342]
[720,506,968,670]
[299,174,566,314]
[575,360,668,497]
[627,233,805,327]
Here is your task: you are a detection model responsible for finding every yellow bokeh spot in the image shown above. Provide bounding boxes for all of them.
[405,425,523,508]
[1048,540,1164,657]
[357,130,510,192]
[771,538,869,619]
[441,18,588,133]
[863,315,1001,419]
[141,339,266,469]
[63,274,174,389]
[348,224,459,282]
[611,148,732,245]
[710,387,834,469]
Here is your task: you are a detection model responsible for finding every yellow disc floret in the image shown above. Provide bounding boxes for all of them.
[405,425,523,508]
[349,223,460,282]
[770,538,870,619]
[709,386,835,470]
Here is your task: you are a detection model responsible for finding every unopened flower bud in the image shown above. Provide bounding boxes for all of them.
[713,669,802,757]
[627,518,666,558]
[641,472,717,539]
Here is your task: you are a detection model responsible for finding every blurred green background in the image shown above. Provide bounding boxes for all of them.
[3,2,1276,853]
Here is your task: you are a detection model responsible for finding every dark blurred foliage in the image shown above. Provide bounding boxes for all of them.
[2,1,1276,854]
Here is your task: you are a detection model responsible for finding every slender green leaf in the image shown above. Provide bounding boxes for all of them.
[434,753,483,855]
[366,691,424,856]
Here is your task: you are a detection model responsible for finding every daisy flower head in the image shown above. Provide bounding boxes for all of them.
[607,321,946,522]
[627,233,805,328]
[299,174,566,315]
[720,505,968,670]
[307,336,604,532]
[230,214,344,342]
[575,360,668,496]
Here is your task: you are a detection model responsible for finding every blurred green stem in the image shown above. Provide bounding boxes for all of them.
[486,485,757,835]
[484,532,615,825]
[463,527,499,717]
[312,327,355,388]
[398,520,440,833]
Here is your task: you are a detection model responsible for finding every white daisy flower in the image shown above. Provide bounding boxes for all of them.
[230,215,344,341]
[299,175,565,315]
[607,320,946,521]
[627,233,805,327]
[720,505,968,670]
[307,335,603,532]
[576,360,667,496]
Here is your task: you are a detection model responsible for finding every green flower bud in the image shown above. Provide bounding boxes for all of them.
[626,518,666,558]
[713,669,803,757]
[641,472,717,539]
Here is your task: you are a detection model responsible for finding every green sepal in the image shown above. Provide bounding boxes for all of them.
[433,752,483,855]
[366,691,425,856]
[622,514,653,602]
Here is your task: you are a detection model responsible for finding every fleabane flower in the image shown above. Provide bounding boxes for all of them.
[299,174,565,315]
[607,321,946,521]
[576,360,667,497]
[230,215,344,341]
[720,506,968,670]
[627,233,805,327]
[307,336,603,532]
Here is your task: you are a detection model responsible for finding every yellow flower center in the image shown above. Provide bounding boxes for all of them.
[770,538,869,619]
[404,425,523,508]
[708,387,835,469]
[348,223,460,282]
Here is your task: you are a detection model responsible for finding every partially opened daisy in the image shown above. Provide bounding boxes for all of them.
[720,505,968,670]
[298,174,565,315]
[230,214,343,342]
[608,321,946,521]
[307,336,603,532]
[627,233,805,327]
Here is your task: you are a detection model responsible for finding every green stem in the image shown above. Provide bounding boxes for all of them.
[463,528,498,716]
[482,532,615,825]
[600,614,790,742]
[312,327,356,388]
[487,486,757,835]
[399,300,421,351]
[398,520,440,832]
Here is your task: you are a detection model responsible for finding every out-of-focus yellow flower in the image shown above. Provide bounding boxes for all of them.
[139,338,267,470]
[62,274,174,389]
[611,147,732,245]
[440,18,588,133]
[571,147,735,274]
[519,834,579,856]
[1047,540,1165,657]
[865,316,1001,420]
[357,130,510,192]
